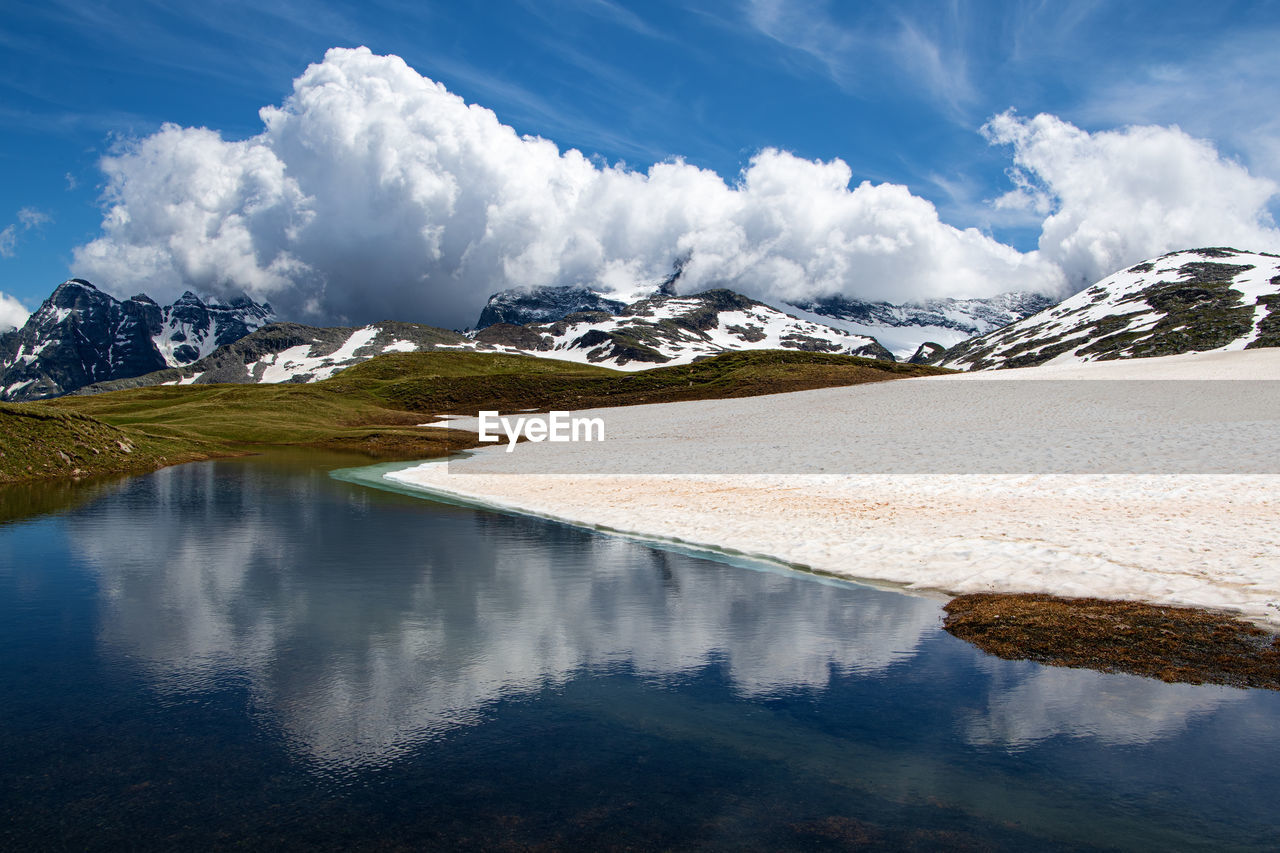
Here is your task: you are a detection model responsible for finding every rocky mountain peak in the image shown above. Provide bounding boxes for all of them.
[0,280,274,401]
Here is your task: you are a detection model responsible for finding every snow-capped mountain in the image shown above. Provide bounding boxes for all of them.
[935,248,1280,370]
[0,280,273,401]
[474,281,1051,361]
[785,291,1057,360]
[473,288,893,366]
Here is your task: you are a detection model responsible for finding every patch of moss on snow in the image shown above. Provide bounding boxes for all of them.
[1246,290,1280,350]
[1123,279,1254,358]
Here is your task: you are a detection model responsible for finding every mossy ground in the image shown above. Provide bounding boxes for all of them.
[5,350,949,484]
[944,593,1280,690]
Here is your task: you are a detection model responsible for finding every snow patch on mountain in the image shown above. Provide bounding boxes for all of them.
[254,326,382,383]
[784,292,1057,360]
[151,291,274,367]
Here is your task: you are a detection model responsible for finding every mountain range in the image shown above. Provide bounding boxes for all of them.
[473,278,1055,361]
[8,246,1279,401]
[78,288,894,394]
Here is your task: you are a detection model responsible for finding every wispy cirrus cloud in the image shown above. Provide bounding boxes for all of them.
[0,206,52,259]
[740,0,978,118]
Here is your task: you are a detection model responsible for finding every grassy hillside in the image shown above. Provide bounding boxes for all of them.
[5,350,949,484]
[0,404,214,484]
[329,349,947,413]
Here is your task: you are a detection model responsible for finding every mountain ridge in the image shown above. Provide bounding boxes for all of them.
[77,288,896,394]
[474,281,1055,360]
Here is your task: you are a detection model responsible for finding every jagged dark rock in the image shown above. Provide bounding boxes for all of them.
[908,342,946,364]
[476,286,627,328]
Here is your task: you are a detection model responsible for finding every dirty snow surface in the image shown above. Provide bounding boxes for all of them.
[389,349,1280,625]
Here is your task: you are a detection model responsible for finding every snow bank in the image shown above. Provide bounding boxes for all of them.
[387,349,1280,625]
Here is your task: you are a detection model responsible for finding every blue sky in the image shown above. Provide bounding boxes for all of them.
[2,0,1279,326]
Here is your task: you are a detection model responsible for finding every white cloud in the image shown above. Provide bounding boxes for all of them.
[742,0,976,116]
[0,291,29,331]
[984,111,1280,290]
[72,48,1280,329]
[74,47,1064,328]
[964,665,1238,751]
[17,207,51,228]
[0,206,53,261]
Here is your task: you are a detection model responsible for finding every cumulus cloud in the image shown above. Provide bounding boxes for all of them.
[984,111,1280,290]
[72,49,1280,328]
[0,291,30,331]
[74,47,1064,327]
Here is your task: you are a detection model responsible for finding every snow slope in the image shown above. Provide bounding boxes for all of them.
[937,248,1280,370]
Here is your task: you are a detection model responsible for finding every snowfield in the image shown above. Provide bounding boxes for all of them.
[388,349,1280,626]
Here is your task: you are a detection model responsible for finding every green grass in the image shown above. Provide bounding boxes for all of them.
[0,403,213,484]
[5,349,950,484]
[335,349,948,414]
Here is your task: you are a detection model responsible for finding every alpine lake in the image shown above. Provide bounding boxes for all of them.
[2,451,1277,851]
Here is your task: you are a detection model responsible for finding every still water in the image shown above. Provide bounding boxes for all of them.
[1,453,1277,850]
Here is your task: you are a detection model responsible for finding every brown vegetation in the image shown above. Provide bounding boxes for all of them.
[944,592,1280,690]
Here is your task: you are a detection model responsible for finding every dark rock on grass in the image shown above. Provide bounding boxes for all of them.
[943,592,1280,690]
[473,322,553,351]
